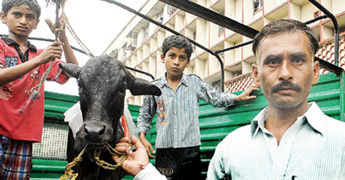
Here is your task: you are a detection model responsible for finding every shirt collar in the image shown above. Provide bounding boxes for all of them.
[1,36,37,52]
[303,102,326,135]
[251,107,268,137]
[158,73,189,88]
[251,102,325,137]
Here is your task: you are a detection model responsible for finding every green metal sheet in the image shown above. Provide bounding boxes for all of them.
[44,92,79,121]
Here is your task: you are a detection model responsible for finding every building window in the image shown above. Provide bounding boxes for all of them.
[168,5,177,15]
[218,27,225,36]
[142,26,148,40]
[122,42,127,59]
[340,26,345,34]
[314,11,320,18]
[218,11,225,36]
[157,10,164,24]
[131,32,138,46]
[192,31,196,50]
[253,0,263,12]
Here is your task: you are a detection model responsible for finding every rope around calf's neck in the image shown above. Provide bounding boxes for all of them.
[59,144,87,180]
[94,143,127,170]
[59,142,130,180]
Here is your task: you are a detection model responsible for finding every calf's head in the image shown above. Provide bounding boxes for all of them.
[59,55,161,153]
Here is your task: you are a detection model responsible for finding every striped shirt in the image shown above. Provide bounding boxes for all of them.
[207,102,345,180]
[137,73,237,148]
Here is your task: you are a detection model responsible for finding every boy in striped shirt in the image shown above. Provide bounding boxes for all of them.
[137,35,259,179]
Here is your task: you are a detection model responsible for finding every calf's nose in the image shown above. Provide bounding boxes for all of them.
[84,123,106,143]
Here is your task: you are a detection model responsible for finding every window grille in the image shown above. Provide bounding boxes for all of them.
[253,0,263,12]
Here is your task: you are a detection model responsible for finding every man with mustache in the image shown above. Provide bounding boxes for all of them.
[207,19,345,179]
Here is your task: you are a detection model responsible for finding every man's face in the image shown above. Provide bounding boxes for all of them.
[161,47,190,79]
[252,32,320,110]
[1,4,39,38]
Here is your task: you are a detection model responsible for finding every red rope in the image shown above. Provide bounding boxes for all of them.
[121,115,130,139]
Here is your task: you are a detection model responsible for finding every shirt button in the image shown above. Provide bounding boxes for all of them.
[174,130,177,133]
[174,111,177,114]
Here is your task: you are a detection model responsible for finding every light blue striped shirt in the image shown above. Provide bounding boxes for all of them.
[207,102,345,180]
[137,73,237,148]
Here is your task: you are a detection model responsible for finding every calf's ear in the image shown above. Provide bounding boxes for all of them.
[126,71,161,96]
[59,63,82,79]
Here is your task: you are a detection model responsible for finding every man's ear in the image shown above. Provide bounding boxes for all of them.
[33,18,40,30]
[312,60,320,85]
[161,53,165,63]
[186,59,190,67]
[1,12,7,24]
[252,63,260,85]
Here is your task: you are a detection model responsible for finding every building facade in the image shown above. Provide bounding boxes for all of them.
[104,0,345,105]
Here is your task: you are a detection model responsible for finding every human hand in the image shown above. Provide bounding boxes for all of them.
[113,136,149,176]
[139,132,155,158]
[37,41,64,64]
[45,18,67,43]
[234,81,260,101]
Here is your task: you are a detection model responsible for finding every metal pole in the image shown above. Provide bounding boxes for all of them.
[308,0,339,66]
[214,55,224,92]
[159,0,258,39]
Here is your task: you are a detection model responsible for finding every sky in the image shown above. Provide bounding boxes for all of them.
[0,0,147,95]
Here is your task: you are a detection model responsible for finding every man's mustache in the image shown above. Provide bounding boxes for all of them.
[271,81,302,93]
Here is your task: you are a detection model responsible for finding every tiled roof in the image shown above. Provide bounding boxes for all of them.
[226,74,254,93]
[316,36,345,74]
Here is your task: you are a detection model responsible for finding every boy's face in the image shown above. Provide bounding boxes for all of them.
[1,4,39,38]
[161,47,190,79]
